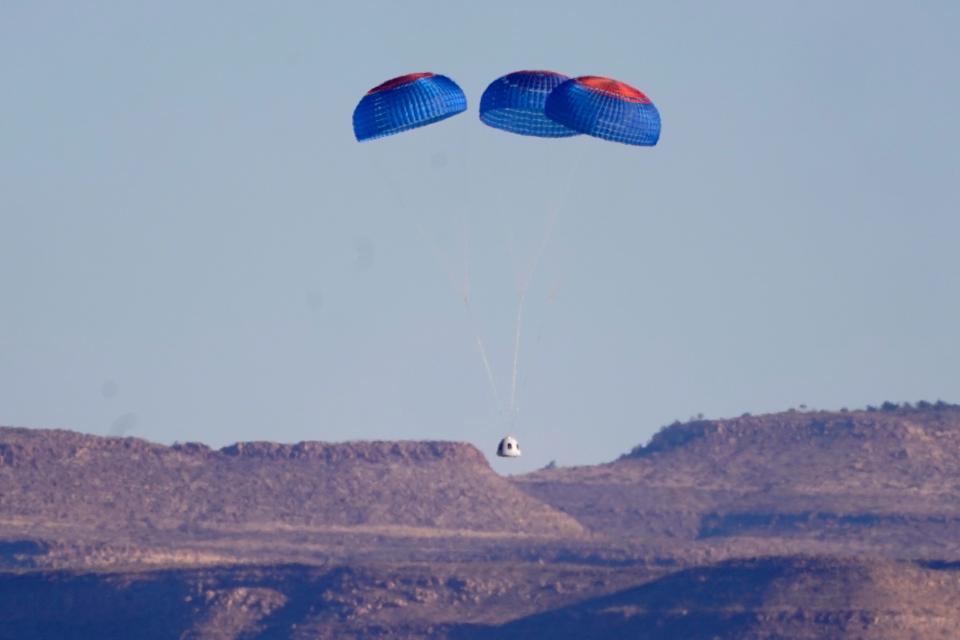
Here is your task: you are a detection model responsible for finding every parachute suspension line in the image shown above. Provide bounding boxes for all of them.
[414,216,508,426]
[506,203,560,427]
[504,146,582,427]
[455,206,508,426]
[464,298,507,424]
[460,197,471,305]
[366,140,508,422]
[453,123,510,426]
[508,290,526,426]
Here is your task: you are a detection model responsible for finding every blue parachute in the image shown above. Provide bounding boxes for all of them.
[545,76,660,146]
[478,70,579,138]
[352,73,467,142]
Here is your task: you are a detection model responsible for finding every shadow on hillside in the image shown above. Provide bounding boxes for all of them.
[449,560,787,640]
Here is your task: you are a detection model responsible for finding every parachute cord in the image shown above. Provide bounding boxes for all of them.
[455,120,515,429]
[508,290,526,426]
[456,212,508,425]
[457,112,475,299]
[464,298,507,424]
[415,218,508,426]
[506,204,559,429]
[502,142,583,428]
[461,203,471,305]
[508,150,583,421]
[453,125,507,425]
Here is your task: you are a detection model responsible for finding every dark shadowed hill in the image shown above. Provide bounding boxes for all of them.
[515,404,960,557]
[0,427,584,554]
[4,557,954,640]
[455,556,960,639]
[0,561,666,640]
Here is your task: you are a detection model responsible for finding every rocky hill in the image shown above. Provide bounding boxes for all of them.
[514,404,960,558]
[0,427,584,565]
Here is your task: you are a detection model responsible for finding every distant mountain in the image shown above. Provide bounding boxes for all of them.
[514,404,960,557]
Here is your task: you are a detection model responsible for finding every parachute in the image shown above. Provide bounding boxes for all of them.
[478,70,579,138]
[352,73,467,142]
[353,71,660,145]
[351,70,661,461]
[475,71,581,451]
[545,75,661,146]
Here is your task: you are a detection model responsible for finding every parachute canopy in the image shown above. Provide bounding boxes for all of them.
[479,70,579,138]
[545,76,660,146]
[352,72,467,142]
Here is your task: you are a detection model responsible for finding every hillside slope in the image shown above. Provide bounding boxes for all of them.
[458,556,960,639]
[0,428,584,550]
[514,404,960,556]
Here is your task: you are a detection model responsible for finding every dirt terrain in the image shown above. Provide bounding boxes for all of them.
[2,402,959,638]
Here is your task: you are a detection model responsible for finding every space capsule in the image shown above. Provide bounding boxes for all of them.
[497,436,521,458]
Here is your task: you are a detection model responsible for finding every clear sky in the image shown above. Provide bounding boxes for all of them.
[2,1,958,472]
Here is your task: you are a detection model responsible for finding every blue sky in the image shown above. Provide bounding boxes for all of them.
[1,2,958,472]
